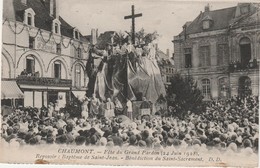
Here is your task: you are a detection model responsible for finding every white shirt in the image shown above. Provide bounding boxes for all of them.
[127,100,133,112]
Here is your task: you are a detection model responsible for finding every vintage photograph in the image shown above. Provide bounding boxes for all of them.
[0,0,259,166]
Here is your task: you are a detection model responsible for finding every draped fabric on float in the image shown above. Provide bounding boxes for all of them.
[127,56,166,103]
[93,52,166,103]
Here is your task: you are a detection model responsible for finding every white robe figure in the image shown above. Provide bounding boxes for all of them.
[81,99,89,119]
[105,98,115,118]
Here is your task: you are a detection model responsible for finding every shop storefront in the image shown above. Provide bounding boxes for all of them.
[16,75,72,108]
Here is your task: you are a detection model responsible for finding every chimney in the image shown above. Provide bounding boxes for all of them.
[96,29,99,39]
[91,29,97,45]
[21,0,27,5]
[205,4,210,12]
[49,0,59,18]
[55,0,59,19]
[50,0,54,16]
[183,24,187,40]
[166,49,170,57]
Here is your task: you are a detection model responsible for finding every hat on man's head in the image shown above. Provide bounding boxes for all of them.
[243,139,252,148]
[138,140,146,147]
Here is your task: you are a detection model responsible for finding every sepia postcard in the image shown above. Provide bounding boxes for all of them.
[0,0,259,167]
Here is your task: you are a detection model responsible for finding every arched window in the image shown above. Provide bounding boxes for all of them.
[27,13,32,26]
[75,64,81,88]
[73,28,80,40]
[54,61,61,79]
[55,23,59,33]
[202,79,211,99]
[52,19,61,34]
[26,56,35,75]
[239,37,251,68]
[24,8,35,26]
[219,77,229,98]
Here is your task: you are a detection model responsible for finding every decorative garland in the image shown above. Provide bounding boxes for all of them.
[4,19,90,52]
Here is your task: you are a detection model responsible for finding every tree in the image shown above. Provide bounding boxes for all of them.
[166,73,204,118]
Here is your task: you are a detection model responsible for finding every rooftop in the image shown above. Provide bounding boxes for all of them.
[11,0,88,42]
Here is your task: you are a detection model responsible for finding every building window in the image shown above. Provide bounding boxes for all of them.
[217,44,229,65]
[184,48,192,68]
[239,37,251,69]
[202,79,211,99]
[29,36,35,49]
[26,56,35,74]
[56,43,61,54]
[73,29,80,40]
[75,32,79,39]
[52,19,61,34]
[23,8,35,26]
[203,20,210,30]
[75,64,81,88]
[199,46,210,67]
[55,23,59,33]
[54,62,61,79]
[219,77,228,98]
[27,13,32,26]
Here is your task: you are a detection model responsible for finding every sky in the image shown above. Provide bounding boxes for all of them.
[59,0,238,55]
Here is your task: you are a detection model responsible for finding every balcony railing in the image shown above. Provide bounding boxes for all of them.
[229,59,259,73]
[16,75,72,87]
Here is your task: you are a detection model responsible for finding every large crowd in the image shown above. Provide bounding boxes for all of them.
[1,95,259,155]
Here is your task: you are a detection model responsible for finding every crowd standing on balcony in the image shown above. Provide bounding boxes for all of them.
[1,94,258,157]
[20,69,40,77]
[229,58,258,72]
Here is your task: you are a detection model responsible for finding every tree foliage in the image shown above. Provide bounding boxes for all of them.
[167,73,204,118]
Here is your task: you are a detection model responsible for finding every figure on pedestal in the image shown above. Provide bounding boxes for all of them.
[81,97,89,119]
[126,98,133,120]
[89,94,100,118]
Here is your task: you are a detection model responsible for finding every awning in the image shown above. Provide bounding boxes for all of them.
[1,80,24,99]
[19,85,71,90]
[72,91,86,101]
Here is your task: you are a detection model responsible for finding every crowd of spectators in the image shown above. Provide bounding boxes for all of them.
[1,95,258,155]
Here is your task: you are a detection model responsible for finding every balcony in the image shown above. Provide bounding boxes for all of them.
[229,59,259,73]
[16,75,72,87]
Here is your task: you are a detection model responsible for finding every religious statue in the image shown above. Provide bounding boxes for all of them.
[89,94,100,118]
[81,97,89,119]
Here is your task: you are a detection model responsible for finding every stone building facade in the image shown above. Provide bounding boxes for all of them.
[173,3,260,100]
[157,49,175,87]
[2,0,90,107]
